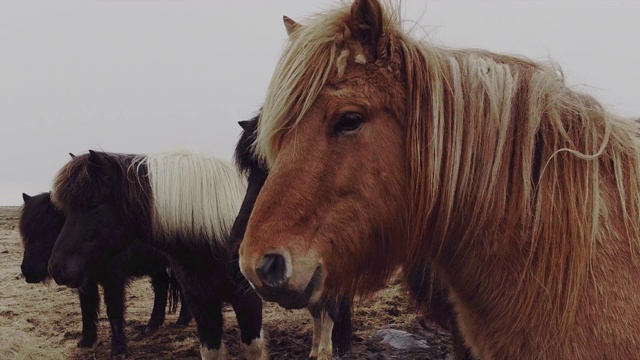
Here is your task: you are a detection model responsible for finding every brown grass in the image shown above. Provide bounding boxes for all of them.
[0,207,452,359]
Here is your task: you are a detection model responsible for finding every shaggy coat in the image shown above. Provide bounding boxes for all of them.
[19,192,191,358]
[241,0,640,359]
[49,151,265,360]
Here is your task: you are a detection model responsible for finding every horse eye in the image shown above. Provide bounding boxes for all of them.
[333,113,363,134]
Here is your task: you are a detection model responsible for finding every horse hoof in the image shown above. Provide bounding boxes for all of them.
[175,318,191,327]
[145,324,160,333]
[111,346,128,359]
[77,337,96,348]
[317,350,332,360]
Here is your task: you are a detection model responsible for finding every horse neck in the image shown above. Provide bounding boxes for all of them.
[423,174,639,354]
[228,169,268,251]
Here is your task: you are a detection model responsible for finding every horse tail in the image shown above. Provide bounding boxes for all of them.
[331,296,353,355]
[168,268,180,314]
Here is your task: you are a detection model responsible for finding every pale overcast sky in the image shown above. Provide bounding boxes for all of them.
[1,1,638,205]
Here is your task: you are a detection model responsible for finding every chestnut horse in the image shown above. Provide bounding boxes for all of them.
[49,150,266,360]
[229,116,353,359]
[239,1,640,359]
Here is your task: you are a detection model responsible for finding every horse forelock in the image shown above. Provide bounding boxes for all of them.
[256,2,403,167]
[144,151,247,248]
[51,153,97,211]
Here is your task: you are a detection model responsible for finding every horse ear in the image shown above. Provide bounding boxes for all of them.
[238,120,251,130]
[69,152,75,158]
[88,150,101,165]
[347,0,384,56]
[22,193,31,203]
[87,150,116,184]
[283,15,300,37]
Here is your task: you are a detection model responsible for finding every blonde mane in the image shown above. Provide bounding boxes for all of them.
[256,0,640,350]
[142,151,247,247]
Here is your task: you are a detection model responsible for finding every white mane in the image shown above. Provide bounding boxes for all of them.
[143,151,246,247]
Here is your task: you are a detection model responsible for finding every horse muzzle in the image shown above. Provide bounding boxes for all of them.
[48,257,87,288]
[256,266,323,309]
[239,249,324,309]
[20,263,48,284]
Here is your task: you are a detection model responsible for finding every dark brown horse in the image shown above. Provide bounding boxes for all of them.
[19,192,191,358]
[239,1,640,359]
[229,116,352,359]
[48,151,266,360]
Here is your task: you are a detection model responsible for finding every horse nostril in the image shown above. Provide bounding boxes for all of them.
[256,253,288,288]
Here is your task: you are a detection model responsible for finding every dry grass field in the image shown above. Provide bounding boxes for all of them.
[0,206,453,359]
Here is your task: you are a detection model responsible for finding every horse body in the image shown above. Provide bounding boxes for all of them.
[239,0,640,358]
[19,192,191,358]
[48,151,266,360]
[229,117,352,360]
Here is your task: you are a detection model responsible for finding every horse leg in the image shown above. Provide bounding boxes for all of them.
[167,268,192,326]
[103,278,128,359]
[309,298,351,359]
[450,316,475,360]
[146,271,169,333]
[77,281,100,348]
[175,288,193,326]
[328,296,352,355]
[230,290,266,360]
[317,310,335,360]
[188,296,226,360]
[307,305,322,359]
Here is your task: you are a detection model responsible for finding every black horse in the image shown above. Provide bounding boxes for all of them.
[19,192,192,359]
[229,116,352,359]
[47,151,266,359]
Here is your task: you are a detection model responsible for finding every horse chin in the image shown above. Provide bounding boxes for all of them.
[256,266,324,310]
[67,274,88,289]
[53,272,87,289]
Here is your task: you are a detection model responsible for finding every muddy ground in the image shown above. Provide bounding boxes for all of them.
[0,206,453,359]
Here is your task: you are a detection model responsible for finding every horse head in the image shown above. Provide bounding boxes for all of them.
[239,0,408,308]
[19,192,65,283]
[48,150,138,288]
